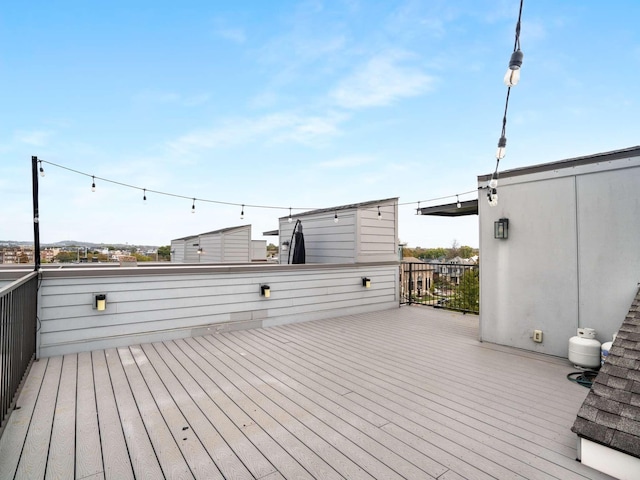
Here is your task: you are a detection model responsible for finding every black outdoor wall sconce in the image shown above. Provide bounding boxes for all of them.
[494,218,509,239]
[261,285,271,298]
[362,277,371,288]
[94,293,107,311]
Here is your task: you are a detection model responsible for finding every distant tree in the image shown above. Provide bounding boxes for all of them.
[267,243,278,256]
[132,252,152,262]
[157,245,171,260]
[451,268,479,312]
[447,239,460,259]
[418,248,447,260]
[459,245,475,258]
[55,251,76,263]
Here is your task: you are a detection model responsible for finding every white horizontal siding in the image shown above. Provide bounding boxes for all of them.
[37,263,398,357]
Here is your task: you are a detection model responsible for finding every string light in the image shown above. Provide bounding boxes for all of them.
[191,198,195,213]
[489,0,524,207]
[91,176,96,192]
[456,195,461,209]
[39,161,45,177]
[334,211,339,223]
[37,159,478,219]
[416,201,421,215]
[288,208,292,223]
[240,204,244,219]
[377,206,381,220]
[143,188,147,203]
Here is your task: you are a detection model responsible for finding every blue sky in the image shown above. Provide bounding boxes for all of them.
[2,0,638,248]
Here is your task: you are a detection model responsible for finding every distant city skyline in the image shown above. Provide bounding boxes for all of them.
[2,1,639,247]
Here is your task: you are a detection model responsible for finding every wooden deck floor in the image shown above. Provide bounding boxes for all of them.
[0,306,614,480]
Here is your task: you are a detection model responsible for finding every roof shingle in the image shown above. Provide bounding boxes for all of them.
[572,287,640,458]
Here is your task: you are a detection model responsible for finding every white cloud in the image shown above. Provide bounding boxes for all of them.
[15,130,52,146]
[133,91,210,107]
[215,27,246,44]
[317,155,374,169]
[167,111,346,154]
[330,50,434,109]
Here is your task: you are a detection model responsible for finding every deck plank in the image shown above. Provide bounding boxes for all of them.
[126,344,224,480]
[138,343,255,480]
[46,354,77,480]
[169,338,319,479]
[75,351,104,479]
[104,348,163,479]
[92,350,133,480]
[2,307,616,480]
[203,332,444,479]
[14,356,62,480]
[153,341,279,479]
[116,346,194,479]
[0,358,48,480]
[226,329,449,477]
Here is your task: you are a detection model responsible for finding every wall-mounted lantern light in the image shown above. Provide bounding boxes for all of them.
[494,218,509,239]
[94,293,107,311]
[261,285,271,298]
[281,241,289,252]
[362,277,371,288]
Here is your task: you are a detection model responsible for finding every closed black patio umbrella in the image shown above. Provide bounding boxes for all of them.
[288,219,306,264]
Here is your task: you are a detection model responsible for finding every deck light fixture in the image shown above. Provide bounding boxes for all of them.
[362,277,371,288]
[494,218,509,239]
[281,241,289,252]
[261,285,271,298]
[94,293,107,311]
[91,176,96,192]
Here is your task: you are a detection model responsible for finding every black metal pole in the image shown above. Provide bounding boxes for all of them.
[31,156,41,271]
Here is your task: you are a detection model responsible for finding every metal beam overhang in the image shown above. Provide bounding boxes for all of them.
[418,199,478,217]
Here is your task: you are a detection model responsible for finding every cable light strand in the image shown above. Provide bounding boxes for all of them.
[489,0,524,207]
[37,159,478,215]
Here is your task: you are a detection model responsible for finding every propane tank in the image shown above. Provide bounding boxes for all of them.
[601,332,617,367]
[569,328,601,369]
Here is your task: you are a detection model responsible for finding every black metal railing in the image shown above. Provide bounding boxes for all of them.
[1,272,38,435]
[400,261,479,314]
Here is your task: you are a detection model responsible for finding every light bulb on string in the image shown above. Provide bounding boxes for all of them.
[39,161,45,177]
[91,176,96,192]
[456,195,461,209]
[496,135,507,160]
[489,174,498,189]
[488,188,499,207]
[377,206,381,220]
[504,49,523,87]
[288,208,292,223]
[240,204,244,220]
[143,189,147,203]
[191,198,196,214]
[334,211,339,223]
[416,202,421,215]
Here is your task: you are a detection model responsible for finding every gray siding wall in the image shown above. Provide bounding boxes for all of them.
[37,263,398,357]
[480,154,640,357]
[222,227,251,262]
[170,240,186,263]
[356,202,398,263]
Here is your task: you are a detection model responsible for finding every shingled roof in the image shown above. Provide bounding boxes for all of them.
[571,287,640,457]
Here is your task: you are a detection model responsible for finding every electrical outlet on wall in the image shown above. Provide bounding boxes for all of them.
[533,330,543,343]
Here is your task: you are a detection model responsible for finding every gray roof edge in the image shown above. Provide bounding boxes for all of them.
[478,145,640,182]
[172,225,251,242]
[279,197,399,219]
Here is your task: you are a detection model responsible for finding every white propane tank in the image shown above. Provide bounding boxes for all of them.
[569,328,601,369]
[601,332,617,367]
